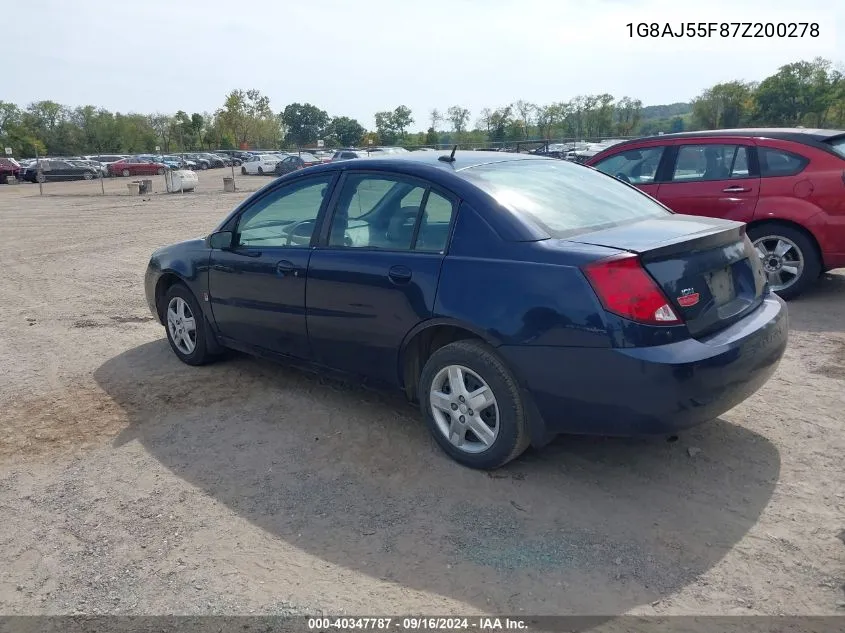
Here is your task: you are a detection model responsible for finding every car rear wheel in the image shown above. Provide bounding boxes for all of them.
[258,166,264,175]
[201,163,208,170]
[162,284,214,366]
[157,167,165,175]
[83,172,93,180]
[748,223,821,300]
[419,340,529,469]
[121,168,130,177]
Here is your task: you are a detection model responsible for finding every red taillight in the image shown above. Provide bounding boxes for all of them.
[583,254,682,325]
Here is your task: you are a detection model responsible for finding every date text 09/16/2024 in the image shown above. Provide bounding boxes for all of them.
[307,617,529,631]
[626,22,819,38]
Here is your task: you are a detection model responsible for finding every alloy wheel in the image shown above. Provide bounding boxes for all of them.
[429,364,499,453]
[166,296,197,355]
[753,235,805,292]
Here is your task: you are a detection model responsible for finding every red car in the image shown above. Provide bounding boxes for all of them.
[586,128,845,299]
[0,157,21,183]
[107,157,167,177]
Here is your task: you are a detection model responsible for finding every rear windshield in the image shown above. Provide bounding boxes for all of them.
[826,136,845,159]
[459,159,670,237]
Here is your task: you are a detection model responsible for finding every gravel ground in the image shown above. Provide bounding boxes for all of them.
[0,171,843,616]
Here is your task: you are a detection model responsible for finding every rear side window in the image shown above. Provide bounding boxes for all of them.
[758,147,809,177]
[460,159,669,238]
[593,146,665,184]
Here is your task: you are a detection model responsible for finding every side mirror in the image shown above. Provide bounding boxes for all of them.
[209,231,234,250]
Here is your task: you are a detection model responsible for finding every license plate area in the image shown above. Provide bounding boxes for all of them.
[707,266,736,306]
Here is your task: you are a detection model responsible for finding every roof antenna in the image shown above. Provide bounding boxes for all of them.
[439,145,458,163]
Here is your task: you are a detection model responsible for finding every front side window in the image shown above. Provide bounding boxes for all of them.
[593,146,665,184]
[671,144,750,182]
[460,159,669,238]
[236,176,332,248]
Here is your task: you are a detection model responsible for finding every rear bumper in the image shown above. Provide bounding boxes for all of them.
[500,295,788,437]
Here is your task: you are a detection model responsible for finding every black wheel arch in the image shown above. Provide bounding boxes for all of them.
[399,319,553,449]
[154,271,223,354]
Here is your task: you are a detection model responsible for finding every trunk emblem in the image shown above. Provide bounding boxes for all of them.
[677,289,700,307]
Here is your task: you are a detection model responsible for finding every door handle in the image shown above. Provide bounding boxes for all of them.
[276,260,297,277]
[722,186,750,193]
[388,265,412,284]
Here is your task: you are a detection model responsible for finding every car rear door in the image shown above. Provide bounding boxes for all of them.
[306,171,457,386]
[656,140,760,221]
[208,173,337,359]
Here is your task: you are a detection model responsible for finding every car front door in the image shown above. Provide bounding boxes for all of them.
[306,172,457,386]
[208,173,336,359]
[656,141,760,221]
[591,144,667,199]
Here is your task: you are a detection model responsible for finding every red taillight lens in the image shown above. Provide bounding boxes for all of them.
[583,254,682,325]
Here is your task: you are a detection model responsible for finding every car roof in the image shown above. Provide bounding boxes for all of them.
[639,128,845,142]
[591,128,845,159]
[322,150,547,172]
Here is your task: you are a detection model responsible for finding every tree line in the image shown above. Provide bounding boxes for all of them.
[1,57,842,158]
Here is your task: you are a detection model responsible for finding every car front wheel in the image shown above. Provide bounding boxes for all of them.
[162,284,215,366]
[748,223,821,300]
[419,339,530,469]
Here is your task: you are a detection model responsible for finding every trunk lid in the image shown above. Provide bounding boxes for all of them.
[569,215,768,337]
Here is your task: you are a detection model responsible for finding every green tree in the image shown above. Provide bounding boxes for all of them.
[692,81,753,129]
[282,103,329,147]
[512,100,537,138]
[325,116,365,147]
[217,89,274,147]
[429,108,443,130]
[753,58,841,127]
[489,106,513,142]
[447,106,470,137]
[615,97,643,136]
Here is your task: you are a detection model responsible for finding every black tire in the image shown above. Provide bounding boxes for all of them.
[257,166,264,175]
[157,167,165,175]
[201,163,208,170]
[241,166,247,175]
[419,339,530,470]
[121,168,130,177]
[747,222,821,300]
[161,284,215,366]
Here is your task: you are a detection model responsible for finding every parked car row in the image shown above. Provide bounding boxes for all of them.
[7,151,245,182]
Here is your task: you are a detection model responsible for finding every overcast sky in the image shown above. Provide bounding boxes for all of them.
[6,0,842,130]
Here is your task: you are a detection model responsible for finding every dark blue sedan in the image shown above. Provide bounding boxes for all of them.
[144,151,788,469]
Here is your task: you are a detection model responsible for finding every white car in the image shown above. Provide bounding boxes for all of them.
[241,153,286,175]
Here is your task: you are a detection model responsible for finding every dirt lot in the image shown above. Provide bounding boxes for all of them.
[0,170,843,616]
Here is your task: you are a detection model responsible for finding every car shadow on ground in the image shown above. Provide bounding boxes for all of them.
[96,341,780,615]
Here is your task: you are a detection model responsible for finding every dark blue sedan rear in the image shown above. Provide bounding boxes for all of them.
[144,151,787,469]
